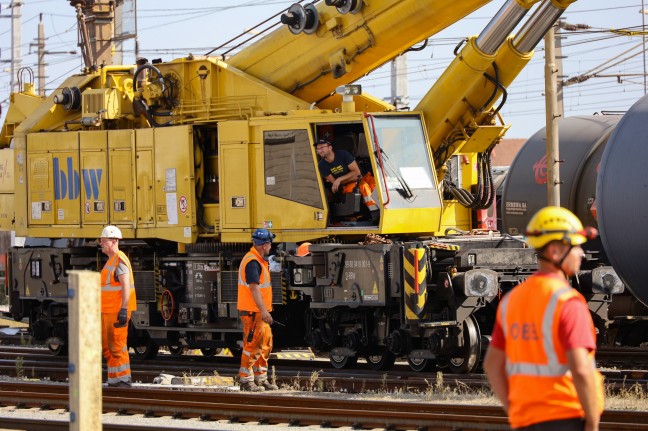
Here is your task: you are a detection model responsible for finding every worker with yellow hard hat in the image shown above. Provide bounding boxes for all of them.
[484,206,604,431]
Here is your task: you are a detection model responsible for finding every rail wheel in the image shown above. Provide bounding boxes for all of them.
[200,347,222,357]
[168,345,186,356]
[446,315,481,374]
[47,341,68,356]
[407,356,436,372]
[366,348,396,371]
[329,352,358,369]
[131,339,159,361]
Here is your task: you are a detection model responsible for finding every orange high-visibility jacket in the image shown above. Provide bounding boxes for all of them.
[497,274,604,428]
[101,251,137,313]
[237,247,272,312]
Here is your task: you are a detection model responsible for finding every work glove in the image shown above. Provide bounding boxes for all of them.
[117,308,128,326]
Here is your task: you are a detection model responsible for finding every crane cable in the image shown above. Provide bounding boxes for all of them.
[205,0,307,57]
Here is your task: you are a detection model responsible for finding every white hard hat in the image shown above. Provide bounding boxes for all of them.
[101,225,122,239]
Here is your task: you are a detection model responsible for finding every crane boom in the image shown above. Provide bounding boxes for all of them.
[227,0,493,103]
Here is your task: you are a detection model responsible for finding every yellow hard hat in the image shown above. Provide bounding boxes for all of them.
[525,206,597,249]
[296,242,311,257]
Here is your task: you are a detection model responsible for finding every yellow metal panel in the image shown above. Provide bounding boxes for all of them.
[219,121,250,230]
[0,194,14,230]
[437,202,472,236]
[52,149,81,226]
[458,125,508,154]
[151,126,195,242]
[27,132,81,227]
[135,128,154,150]
[108,130,135,223]
[380,208,441,235]
[135,129,155,226]
[0,149,14,193]
[136,149,154,225]
[27,153,55,225]
[80,131,108,225]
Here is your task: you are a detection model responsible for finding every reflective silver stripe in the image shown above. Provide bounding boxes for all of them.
[238,254,272,289]
[102,253,136,293]
[106,376,131,384]
[103,285,123,292]
[542,287,570,366]
[239,367,253,376]
[102,255,119,291]
[502,285,573,377]
[507,361,569,376]
[108,363,131,374]
[242,350,251,357]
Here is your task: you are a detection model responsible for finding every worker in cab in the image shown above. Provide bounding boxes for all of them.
[99,225,137,388]
[237,228,279,391]
[314,138,379,222]
[483,206,604,431]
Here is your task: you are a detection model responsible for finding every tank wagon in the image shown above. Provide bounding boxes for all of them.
[502,114,648,347]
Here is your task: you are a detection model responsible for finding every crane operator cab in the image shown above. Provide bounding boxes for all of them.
[314,124,378,226]
[311,116,442,231]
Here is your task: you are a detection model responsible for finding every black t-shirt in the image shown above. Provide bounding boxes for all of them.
[244,260,262,284]
[318,150,355,179]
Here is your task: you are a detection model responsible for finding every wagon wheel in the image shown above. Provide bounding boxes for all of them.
[131,338,159,361]
[407,356,436,372]
[329,352,358,369]
[168,345,186,356]
[365,347,396,371]
[47,340,68,357]
[446,315,481,374]
[200,347,222,357]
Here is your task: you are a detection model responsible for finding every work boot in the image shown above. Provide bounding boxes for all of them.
[370,210,380,223]
[240,380,265,392]
[256,379,279,391]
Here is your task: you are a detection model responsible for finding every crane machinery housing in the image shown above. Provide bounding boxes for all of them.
[0,0,619,372]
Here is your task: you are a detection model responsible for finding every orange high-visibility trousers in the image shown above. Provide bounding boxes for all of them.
[342,172,378,211]
[239,313,273,383]
[101,311,131,385]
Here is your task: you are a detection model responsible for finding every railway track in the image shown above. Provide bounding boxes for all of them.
[0,344,647,396]
[1,381,648,431]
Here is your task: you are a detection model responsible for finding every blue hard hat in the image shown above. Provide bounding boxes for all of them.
[252,228,275,245]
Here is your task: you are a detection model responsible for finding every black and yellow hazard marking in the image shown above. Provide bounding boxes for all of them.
[404,247,427,321]
[428,242,460,251]
[272,350,316,360]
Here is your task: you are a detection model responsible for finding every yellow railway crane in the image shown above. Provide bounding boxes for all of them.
[2,0,611,373]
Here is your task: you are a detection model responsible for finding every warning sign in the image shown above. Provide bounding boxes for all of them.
[179,195,188,214]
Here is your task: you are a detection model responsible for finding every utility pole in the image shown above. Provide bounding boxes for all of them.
[643,0,647,94]
[555,20,565,118]
[36,14,45,96]
[9,2,23,94]
[112,0,138,64]
[30,14,77,96]
[387,53,409,110]
[545,24,560,207]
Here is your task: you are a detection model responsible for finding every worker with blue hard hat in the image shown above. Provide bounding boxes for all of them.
[237,228,278,391]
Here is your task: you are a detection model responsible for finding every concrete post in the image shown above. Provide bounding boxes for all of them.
[68,270,102,431]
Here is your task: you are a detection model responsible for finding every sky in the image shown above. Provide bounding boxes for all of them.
[0,0,644,139]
